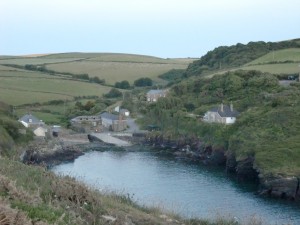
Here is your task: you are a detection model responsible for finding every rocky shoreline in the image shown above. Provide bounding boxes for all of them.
[143,133,300,201]
[21,134,122,168]
[21,132,300,202]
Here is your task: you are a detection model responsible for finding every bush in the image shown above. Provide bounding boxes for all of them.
[115,80,130,89]
[134,77,153,87]
[104,88,122,98]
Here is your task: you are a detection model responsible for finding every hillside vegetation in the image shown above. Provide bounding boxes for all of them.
[184,39,300,77]
[0,101,33,157]
[141,70,300,176]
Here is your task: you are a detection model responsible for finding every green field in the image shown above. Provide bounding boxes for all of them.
[0,64,29,72]
[205,48,300,78]
[0,57,85,65]
[0,69,111,106]
[241,63,300,74]
[41,53,192,85]
[0,53,193,85]
[46,61,188,84]
[0,52,191,123]
[247,48,300,65]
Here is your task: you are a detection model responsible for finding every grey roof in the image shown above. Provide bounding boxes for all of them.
[19,114,41,124]
[120,109,129,113]
[209,105,239,117]
[147,90,165,95]
[100,112,119,121]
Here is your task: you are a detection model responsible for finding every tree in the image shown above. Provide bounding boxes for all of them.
[115,80,130,89]
[134,77,153,87]
[104,88,122,98]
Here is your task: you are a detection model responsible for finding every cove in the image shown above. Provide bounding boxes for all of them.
[51,150,300,224]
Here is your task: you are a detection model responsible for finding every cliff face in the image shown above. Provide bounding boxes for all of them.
[259,176,300,200]
[145,133,300,200]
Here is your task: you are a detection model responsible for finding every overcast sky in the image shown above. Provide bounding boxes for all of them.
[1,0,300,58]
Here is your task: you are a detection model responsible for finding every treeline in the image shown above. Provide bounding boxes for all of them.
[2,64,106,84]
[113,77,153,90]
[185,39,300,77]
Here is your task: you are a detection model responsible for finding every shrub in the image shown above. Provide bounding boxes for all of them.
[104,88,122,98]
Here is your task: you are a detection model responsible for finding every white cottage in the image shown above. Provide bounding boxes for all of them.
[146,89,168,102]
[203,103,239,124]
[19,114,45,128]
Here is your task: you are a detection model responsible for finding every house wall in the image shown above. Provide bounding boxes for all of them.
[225,117,236,124]
[147,93,166,102]
[34,127,47,137]
[207,112,224,123]
[102,118,113,128]
[112,120,127,131]
[206,112,235,124]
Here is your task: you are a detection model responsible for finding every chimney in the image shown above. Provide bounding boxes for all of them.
[230,102,233,112]
[220,103,224,112]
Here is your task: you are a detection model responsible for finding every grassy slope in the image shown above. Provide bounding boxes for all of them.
[0,71,111,105]
[46,61,188,85]
[0,57,85,65]
[240,63,300,75]
[246,48,300,65]
[0,53,191,124]
[43,53,192,85]
[185,39,300,79]
[205,48,300,78]
[0,52,192,92]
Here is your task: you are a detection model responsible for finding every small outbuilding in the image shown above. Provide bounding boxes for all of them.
[33,127,48,137]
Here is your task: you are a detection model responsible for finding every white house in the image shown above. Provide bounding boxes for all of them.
[114,106,130,117]
[203,103,239,124]
[146,89,168,102]
[19,114,45,128]
[120,109,130,117]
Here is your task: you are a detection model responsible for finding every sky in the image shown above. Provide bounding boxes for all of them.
[1,0,300,58]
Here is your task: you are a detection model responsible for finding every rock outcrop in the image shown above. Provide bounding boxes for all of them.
[259,176,299,200]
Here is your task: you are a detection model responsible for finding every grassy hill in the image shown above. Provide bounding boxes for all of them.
[0,53,193,124]
[246,48,300,65]
[184,39,300,78]
[141,38,300,178]
[0,53,193,85]
[44,53,192,85]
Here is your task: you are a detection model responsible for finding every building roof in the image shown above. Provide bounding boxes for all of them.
[147,90,166,95]
[100,112,120,121]
[19,114,42,124]
[71,115,101,122]
[209,105,239,118]
[120,109,129,113]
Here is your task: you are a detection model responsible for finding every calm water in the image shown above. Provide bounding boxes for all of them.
[52,150,300,224]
